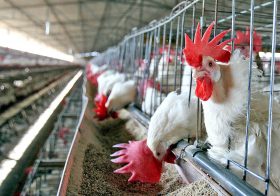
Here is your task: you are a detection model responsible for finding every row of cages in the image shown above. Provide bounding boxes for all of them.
[0,66,76,109]
[0,71,79,154]
[94,0,280,115]
[91,0,279,195]
[0,47,74,66]
[21,77,84,196]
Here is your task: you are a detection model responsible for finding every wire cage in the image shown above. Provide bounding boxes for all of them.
[20,77,84,196]
[92,0,279,195]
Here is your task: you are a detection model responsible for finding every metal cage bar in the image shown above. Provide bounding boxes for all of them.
[265,0,278,194]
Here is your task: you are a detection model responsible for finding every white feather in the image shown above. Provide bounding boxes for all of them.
[202,50,280,194]
[98,72,125,95]
[150,54,181,93]
[105,80,136,112]
[181,65,196,95]
[90,64,108,74]
[147,91,198,161]
[97,70,115,94]
[141,87,166,115]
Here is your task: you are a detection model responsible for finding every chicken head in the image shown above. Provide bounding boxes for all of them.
[183,21,232,101]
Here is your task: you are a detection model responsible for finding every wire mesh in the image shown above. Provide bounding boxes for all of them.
[20,78,84,196]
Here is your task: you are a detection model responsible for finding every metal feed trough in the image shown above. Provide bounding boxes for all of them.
[91,0,279,195]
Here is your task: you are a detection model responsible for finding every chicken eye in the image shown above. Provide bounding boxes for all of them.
[208,62,213,67]
[156,152,161,156]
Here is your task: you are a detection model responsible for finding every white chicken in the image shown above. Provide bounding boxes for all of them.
[105,80,137,112]
[147,90,197,161]
[141,87,164,115]
[181,64,196,95]
[102,73,125,95]
[184,22,280,195]
[149,49,181,93]
[90,63,108,75]
[97,69,115,92]
[86,63,109,86]
[140,79,166,115]
[230,29,264,87]
[98,71,125,96]
[227,28,262,60]
[111,89,198,183]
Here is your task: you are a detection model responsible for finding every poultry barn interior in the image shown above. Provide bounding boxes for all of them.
[0,0,280,195]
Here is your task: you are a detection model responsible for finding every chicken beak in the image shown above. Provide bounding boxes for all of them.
[163,148,176,164]
[193,69,210,80]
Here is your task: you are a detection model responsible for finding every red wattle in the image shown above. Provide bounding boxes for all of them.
[163,148,176,164]
[94,94,109,121]
[110,111,118,119]
[94,93,119,121]
[195,76,213,101]
[111,139,163,183]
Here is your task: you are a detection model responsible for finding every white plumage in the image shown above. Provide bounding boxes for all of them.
[200,50,280,195]
[181,64,196,95]
[141,87,165,115]
[263,83,280,104]
[105,80,137,112]
[149,52,181,93]
[97,71,125,96]
[90,63,108,75]
[97,70,115,93]
[147,91,197,161]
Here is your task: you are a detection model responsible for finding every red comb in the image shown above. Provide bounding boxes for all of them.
[252,30,262,52]
[94,94,108,120]
[87,70,104,87]
[93,71,103,86]
[235,28,262,53]
[94,93,118,121]
[85,63,105,87]
[111,139,162,183]
[183,22,232,68]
